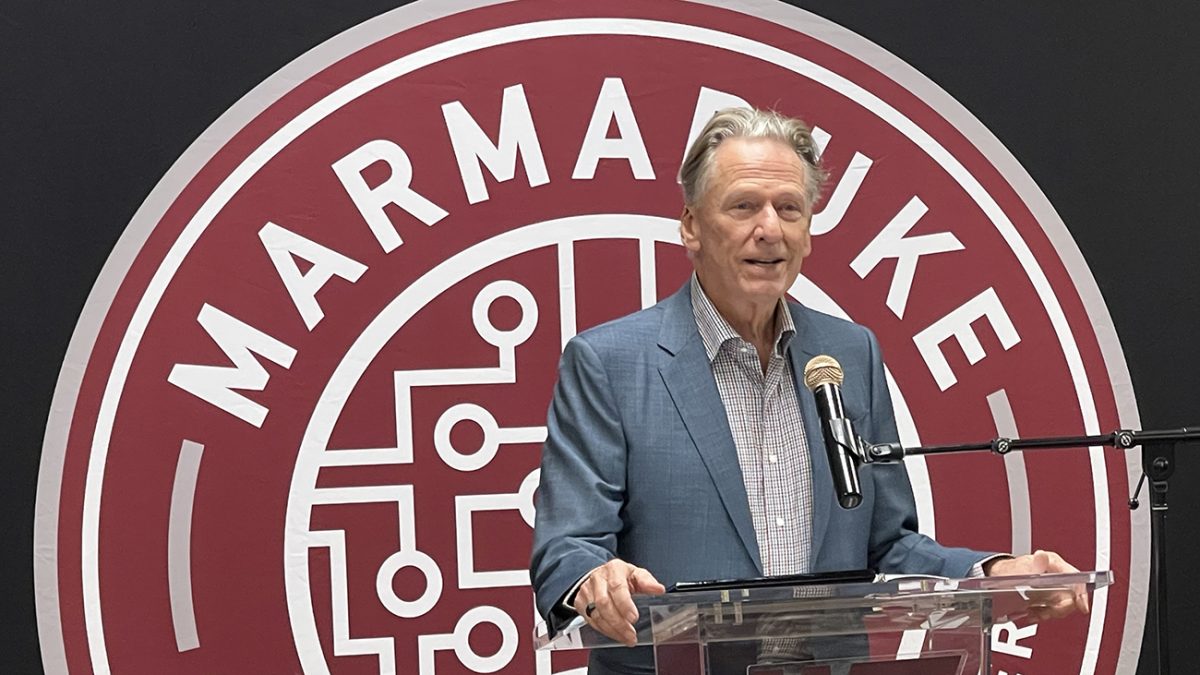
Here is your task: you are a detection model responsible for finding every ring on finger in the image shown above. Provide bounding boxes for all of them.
[585,602,597,618]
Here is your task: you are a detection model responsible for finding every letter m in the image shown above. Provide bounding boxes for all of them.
[441,83,549,204]
[168,304,297,427]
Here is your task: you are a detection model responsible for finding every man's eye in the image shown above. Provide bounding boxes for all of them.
[779,204,806,218]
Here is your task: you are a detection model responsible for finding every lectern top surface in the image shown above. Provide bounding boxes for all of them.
[535,570,1112,651]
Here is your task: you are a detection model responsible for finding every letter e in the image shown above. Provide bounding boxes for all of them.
[913,287,1020,390]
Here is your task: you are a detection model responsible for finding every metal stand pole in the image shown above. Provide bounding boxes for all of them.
[1145,442,1175,675]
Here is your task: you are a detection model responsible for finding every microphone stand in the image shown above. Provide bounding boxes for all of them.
[860,427,1200,675]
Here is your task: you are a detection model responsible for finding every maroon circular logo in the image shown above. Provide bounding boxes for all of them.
[36,1,1143,673]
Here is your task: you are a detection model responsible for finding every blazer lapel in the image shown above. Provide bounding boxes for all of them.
[788,302,834,564]
[656,287,763,574]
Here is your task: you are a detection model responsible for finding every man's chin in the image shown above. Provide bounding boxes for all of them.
[738,282,790,305]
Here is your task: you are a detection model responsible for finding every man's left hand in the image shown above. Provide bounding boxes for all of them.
[984,549,1090,621]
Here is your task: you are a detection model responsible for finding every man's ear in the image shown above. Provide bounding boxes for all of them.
[679,205,701,255]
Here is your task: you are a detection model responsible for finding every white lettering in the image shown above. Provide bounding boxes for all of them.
[992,620,1037,659]
[332,139,448,253]
[573,77,654,180]
[442,83,549,205]
[850,196,964,318]
[257,222,367,330]
[168,304,297,427]
[811,150,873,235]
[811,126,831,154]
[913,287,1020,391]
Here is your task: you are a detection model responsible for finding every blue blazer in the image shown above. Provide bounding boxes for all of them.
[530,284,985,670]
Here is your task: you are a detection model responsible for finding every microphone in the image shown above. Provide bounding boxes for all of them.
[803,355,863,509]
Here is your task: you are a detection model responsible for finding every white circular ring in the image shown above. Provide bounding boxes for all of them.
[471,279,538,348]
[375,549,443,618]
[451,605,518,673]
[434,403,501,472]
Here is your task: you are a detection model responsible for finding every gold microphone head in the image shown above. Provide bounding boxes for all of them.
[803,355,844,391]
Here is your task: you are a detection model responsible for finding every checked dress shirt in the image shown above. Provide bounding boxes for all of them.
[690,275,815,576]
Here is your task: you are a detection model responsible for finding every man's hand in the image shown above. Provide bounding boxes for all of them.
[984,549,1090,621]
[572,559,666,646]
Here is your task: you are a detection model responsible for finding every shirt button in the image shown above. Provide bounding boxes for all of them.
[775,517,785,527]
[769,454,777,463]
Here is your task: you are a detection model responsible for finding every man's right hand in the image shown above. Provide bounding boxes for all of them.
[572,559,666,646]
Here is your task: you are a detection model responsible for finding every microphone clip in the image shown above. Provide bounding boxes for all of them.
[864,442,906,463]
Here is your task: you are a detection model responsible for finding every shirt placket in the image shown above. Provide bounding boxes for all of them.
[730,341,771,574]
[761,351,788,575]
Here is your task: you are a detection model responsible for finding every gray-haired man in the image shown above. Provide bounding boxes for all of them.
[531,108,1086,674]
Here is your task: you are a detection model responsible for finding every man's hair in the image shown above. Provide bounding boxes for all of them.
[678,107,826,211]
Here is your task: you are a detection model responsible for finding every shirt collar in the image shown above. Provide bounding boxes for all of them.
[689,274,796,363]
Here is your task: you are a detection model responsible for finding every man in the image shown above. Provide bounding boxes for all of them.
[530,108,1086,672]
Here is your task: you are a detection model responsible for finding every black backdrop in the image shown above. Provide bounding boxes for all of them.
[3,2,1195,673]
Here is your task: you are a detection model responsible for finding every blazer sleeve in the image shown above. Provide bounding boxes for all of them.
[529,335,627,632]
[860,329,993,578]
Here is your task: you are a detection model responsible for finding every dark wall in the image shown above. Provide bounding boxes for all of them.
[3,2,1194,672]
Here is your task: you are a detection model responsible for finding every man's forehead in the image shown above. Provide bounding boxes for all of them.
[711,138,807,188]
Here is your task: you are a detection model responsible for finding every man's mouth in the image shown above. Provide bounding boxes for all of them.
[746,258,785,266]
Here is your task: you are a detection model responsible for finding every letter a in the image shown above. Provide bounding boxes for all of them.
[573,78,655,180]
[258,222,367,330]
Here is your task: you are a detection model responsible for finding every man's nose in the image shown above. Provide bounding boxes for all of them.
[755,205,784,242]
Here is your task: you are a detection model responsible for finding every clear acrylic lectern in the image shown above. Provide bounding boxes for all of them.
[536,571,1111,674]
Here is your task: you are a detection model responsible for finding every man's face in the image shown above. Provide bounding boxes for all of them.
[681,137,813,313]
